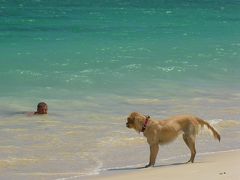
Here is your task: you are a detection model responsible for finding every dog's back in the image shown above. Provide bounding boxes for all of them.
[157,115,220,141]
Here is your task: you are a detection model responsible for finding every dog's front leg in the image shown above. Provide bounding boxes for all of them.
[145,144,159,168]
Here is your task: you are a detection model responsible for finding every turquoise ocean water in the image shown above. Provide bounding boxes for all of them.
[1,0,240,179]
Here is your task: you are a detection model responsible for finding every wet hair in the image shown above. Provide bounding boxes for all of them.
[37,102,47,109]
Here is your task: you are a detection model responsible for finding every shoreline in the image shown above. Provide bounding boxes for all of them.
[91,149,240,180]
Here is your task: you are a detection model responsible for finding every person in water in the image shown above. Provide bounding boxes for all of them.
[34,102,48,115]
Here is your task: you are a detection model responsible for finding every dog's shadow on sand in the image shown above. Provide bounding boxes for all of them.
[107,162,188,171]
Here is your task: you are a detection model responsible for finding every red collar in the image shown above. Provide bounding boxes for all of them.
[141,115,150,132]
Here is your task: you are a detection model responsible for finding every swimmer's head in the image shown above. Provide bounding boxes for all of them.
[35,102,48,114]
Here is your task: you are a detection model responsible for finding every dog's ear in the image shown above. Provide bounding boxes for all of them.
[145,115,150,119]
[133,116,144,133]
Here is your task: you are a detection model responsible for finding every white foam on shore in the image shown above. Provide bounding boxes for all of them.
[209,119,224,125]
[55,160,103,180]
[206,119,240,128]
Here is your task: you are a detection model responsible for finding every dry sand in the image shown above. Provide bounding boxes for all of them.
[93,149,240,180]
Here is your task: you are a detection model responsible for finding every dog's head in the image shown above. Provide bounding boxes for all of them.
[126,112,145,133]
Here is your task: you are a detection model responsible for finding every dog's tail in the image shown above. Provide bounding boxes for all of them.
[196,118,221,142]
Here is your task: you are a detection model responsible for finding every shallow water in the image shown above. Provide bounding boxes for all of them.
[0,0,240,179]
[1,96,240,179]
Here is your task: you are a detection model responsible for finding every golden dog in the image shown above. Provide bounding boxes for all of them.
[126,112,220,167]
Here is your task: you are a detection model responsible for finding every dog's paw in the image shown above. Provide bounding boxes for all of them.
[144,164,154,168]
[185,159,194,164]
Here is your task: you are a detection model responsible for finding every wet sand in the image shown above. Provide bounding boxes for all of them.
[94,149,240,180]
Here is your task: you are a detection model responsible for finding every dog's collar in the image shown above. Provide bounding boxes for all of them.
[141,115,150,132]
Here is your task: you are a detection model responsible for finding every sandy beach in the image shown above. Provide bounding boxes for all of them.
[93,149,240,180]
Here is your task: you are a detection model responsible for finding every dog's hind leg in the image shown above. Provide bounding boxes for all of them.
[183,134,196,163]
